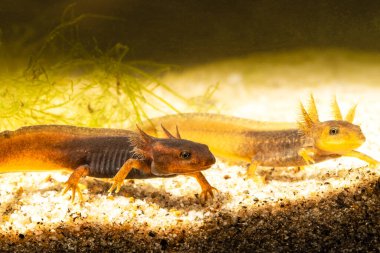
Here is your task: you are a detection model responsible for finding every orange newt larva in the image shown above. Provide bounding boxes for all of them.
[0,125,216,202]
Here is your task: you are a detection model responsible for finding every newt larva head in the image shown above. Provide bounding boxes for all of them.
[312,120,366,154]
[132,125,215,176]
[298,95,365,154]
[150,138,216,176]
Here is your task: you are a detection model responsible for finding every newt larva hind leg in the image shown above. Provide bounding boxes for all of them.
[246,161,266,184]
[62,165,90,202]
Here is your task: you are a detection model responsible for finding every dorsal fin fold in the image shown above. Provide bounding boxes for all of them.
[308,94,319,123]
[345,104,357,123]
[332,96,343,120]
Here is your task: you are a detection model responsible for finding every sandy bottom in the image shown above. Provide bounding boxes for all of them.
[0,49,379,252]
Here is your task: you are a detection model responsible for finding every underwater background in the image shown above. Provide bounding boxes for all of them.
[0,1,379,252]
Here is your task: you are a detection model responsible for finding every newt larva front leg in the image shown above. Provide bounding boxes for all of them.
[298,147,316,165]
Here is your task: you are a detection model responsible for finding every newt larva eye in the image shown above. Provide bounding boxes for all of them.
[179,151,191,160]
[329,127,339,135]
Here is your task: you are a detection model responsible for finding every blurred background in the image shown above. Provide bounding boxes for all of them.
[2,0,380,64]
[1,0,380,128]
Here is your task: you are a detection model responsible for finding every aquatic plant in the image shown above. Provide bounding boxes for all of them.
[0,4,209,130]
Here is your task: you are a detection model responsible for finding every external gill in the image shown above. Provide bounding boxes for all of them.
[297,95,378,167]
